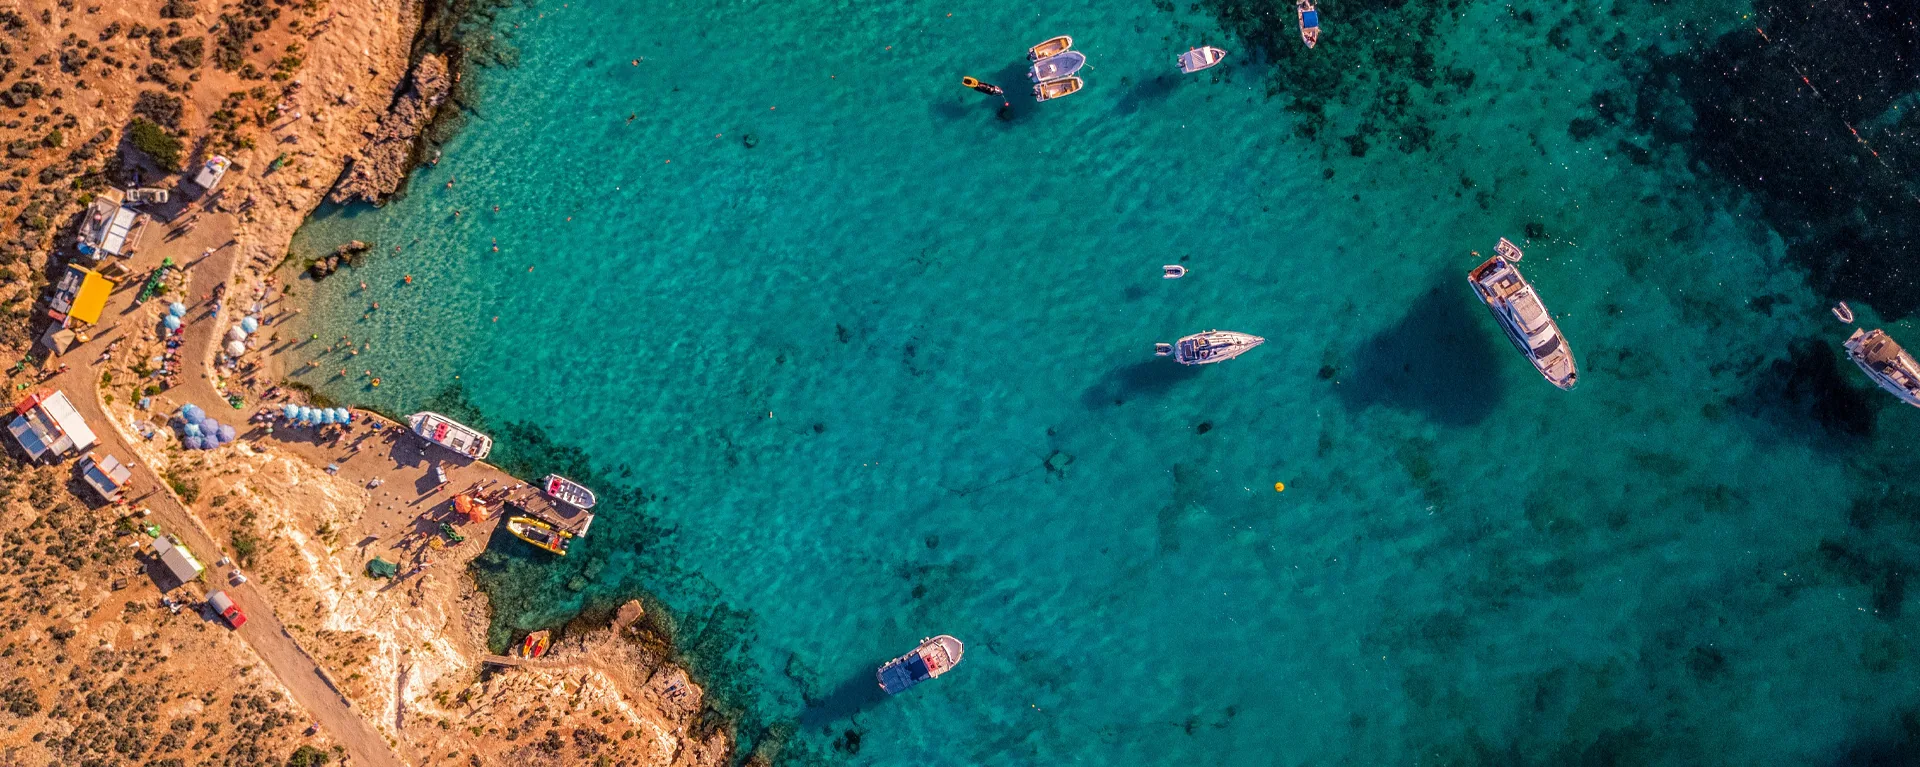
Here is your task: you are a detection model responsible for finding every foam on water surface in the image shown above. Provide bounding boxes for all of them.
[286,0,1920,762]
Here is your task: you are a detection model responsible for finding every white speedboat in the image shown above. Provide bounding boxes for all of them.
[543,473,597,510]
[407,411,493,459]
[1030,51,1086,82]
[1178,46,1227,74]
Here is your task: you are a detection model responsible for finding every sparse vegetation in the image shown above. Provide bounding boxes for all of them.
[127,117,183,170]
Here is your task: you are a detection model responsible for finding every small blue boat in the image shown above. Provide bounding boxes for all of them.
[1030,51,1086,83]
[877,635,965,694]
[1299,0,1320,48]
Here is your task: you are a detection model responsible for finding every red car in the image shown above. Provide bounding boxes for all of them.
[207,590,247,629]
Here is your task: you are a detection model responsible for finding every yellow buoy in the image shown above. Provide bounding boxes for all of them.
[1273,482,1286,492]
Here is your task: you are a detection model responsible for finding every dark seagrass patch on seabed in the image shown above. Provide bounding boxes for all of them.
[1658,1,1920,319]
[1191,0,1471,152]
[1728,338,1876,441]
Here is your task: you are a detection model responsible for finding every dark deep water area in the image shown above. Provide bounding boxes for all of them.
[287,0,1920,763]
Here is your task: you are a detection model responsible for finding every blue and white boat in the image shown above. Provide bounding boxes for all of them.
[877,635,964,695]
[1030,51,1086,83]
[1298,0,1320,48]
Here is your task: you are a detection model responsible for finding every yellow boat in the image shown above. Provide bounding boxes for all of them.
[1028,35,1072,61]
[506,516,573,556]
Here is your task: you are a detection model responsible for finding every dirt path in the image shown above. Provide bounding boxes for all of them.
[43,216,408,767]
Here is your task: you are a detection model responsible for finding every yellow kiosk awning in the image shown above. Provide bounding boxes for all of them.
[67,269,112,325]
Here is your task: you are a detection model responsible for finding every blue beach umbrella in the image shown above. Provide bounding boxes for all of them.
[163,315,182,330]
[335,408,351,423]
[182,423,201,438]
[321,409,338,424]
[182,436,203,450]
[283,404,299,419]
[168,302,186,318]
[218,424,236,443]
[299,407,315,423]
[240,316,259,333]
[181,404,203,421]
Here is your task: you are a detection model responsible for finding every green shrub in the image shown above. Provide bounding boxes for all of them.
[127,118,182,170]
[168,37,203,69]
[286,744,330,767]
[133,90,184,128]
[163,468,198,503]
[230,531,258,564]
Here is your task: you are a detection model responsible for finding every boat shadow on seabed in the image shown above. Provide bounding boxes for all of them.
[796,672,890,729]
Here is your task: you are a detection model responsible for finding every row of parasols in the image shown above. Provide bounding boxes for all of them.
[176,403,237,451]
[160,301,264,358]
[281,403,355,425]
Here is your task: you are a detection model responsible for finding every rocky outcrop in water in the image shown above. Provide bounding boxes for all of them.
[328,53,451,205]
[307,240,371,280]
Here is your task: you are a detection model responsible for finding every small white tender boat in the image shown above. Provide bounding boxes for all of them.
[1030,51,1087,83]
[543,473,597,510]
[1833,301,1855,323]
[1177,46,1227,74]
[1163,265,1187,279]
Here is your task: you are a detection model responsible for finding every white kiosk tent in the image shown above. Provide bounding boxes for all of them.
[152,535,204,585]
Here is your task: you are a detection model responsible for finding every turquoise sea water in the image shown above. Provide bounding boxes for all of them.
[287,0,1920,763]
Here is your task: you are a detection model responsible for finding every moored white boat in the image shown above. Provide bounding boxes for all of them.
[1298,0,1321,48]
[1030,51,1086,82]
[1467,238,1577,390]
[543,473,597,510]
[1155,330,1263,365]
[1178,46,1228,74]
[407,411,492,459]
[1033,76,1084,102]
[1029,35,1072,61]
[877,635,964,695]
[1845,328,1920,408]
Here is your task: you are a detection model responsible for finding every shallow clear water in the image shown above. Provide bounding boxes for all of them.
[288,0,1920,762]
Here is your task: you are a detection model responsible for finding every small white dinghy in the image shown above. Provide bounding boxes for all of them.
[1163,265,1187,279]
[1177,46,1227,74]
[1833,301,1855,324]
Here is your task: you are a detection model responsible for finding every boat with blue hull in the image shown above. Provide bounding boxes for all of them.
[877,635,964,694]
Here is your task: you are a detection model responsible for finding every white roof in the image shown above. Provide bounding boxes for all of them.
[80,453,132,497]
[100,207,137,255]
[7,390,97,459]
[153,535,204,583]
[194,156,231,189]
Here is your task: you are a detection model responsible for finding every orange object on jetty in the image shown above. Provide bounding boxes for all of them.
[455,493,484,524]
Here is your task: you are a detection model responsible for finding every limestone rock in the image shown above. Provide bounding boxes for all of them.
[327,54,450,205]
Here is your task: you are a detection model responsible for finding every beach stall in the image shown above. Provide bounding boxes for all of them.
[152,535,204,585]
[77,452,134,502]
[45,265,116,327]
[75,188,145,259]
[7,389,98,462]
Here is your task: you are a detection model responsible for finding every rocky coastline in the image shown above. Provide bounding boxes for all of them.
[327,52,453,205]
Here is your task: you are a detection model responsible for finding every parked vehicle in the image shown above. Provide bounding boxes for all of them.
[207,590,247,629]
